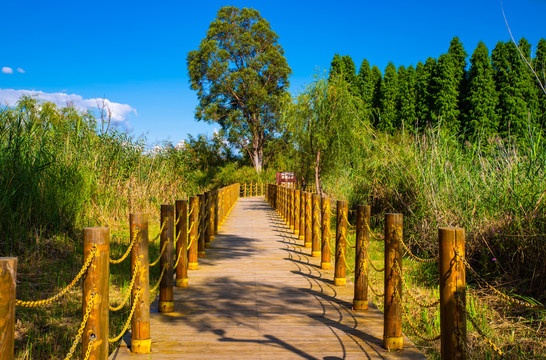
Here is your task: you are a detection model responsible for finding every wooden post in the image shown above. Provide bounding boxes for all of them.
[334,201,347,286]
[159,205,174,313]
[286,188,294,230]
[83,227,109,359]
[311,194,321,257]
[299,190,305,240]
[198,194,206,257]
[304,192,312,248]
[320,197,332,270]
[384,213,403,350]
[205,192,212,248]
[175,201,188,288]
[294,190,300,236]
[210,191,216,241]
[0,257,16,360]
[439,227,466,360]
[261,183,264,196]
[129,213,151,353]
[188,196,199,270]
[353,205,370,311]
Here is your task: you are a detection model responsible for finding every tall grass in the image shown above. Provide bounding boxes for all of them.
[322,124,546,299]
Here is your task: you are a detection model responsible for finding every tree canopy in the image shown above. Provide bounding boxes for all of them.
[187,6,291,173]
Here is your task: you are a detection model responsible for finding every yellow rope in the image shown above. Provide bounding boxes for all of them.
[150,264,167,295]
[393,260,439,308]
[367,253,385,272]
[174,243,185,269]
[109,260,141,312]
[368,281,385,297]
[149,241,168,267]
[364,219,384,241]
[150,220,167,242]
[457,296,504,356]
[62,293,95,360]
[109,227,140,264]
[455,250,544,309]
[109,287,141,343]
[397,232,439,263]
[82,337,95,360]
[16,247,97,307]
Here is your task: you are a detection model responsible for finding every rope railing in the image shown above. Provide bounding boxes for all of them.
[109,260,141,312]
[15,246,97,308]
[4,183,242,359]
[109,227,140,264]
[265,182,543,358]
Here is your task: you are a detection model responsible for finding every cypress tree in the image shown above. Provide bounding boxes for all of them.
[431,37,467,134]
[397,65,417,132]
[415,57,436,130]
[465,41,498,143]
[492,39,537,140]
[358,59,373,107]
[378,62,398,132]
[329,54,359,95]
[370,65,383,110]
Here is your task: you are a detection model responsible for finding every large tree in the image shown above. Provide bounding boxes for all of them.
[464,41,498,142]
[283,74,365,195]
[187,6,291,173]
[378,62,398,132]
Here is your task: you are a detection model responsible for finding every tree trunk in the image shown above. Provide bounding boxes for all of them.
[315,149,322,197]
[251,135,263,174]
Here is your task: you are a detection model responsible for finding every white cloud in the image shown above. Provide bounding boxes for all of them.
[16,68,25,74]
[2,67,13,74]
[0,89,137,130]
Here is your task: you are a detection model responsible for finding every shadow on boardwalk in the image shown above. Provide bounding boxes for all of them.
[111,197,426,360]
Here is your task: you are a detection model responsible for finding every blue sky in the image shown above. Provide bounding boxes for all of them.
[1,0,545,146]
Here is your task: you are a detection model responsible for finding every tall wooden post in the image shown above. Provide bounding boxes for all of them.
[198,194,206,257]
[159,205,174,313]
[299,190,305,241]
[83,227,109,359]
[288,189,293,230]
[439,227,466,360]
[294,190,300,236]
[210,192,216,241]
[129,213,150,353]
[384,213,403,350]
[334,201,348,286]
[312,194,321,257]
[205,192,212,248]
[304,192,312,248]
[320,197,332,270]
[261,183,264,196]
[188,196,199,270]
[244,183,247,197]
[353,205,370,311]
[175,200,188,288]
[0,257,16,360]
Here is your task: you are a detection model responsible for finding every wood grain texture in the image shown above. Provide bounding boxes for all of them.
[111,197,426,360]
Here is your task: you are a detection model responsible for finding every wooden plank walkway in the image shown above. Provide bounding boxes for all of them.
[111,197,426,359]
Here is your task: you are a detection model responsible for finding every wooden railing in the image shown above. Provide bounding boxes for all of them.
[266,183,465,357]
[0,183,240,360]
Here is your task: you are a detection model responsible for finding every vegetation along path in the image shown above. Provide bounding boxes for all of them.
[111,196,425,359]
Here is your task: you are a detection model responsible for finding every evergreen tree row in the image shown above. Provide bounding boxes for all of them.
[329,37,546,143]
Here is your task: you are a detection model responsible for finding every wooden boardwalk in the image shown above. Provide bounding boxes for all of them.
[111,197,426,359]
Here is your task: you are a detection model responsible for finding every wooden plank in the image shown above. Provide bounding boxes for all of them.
[111,197,426,360]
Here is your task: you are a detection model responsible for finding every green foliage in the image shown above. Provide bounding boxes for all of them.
[465,41,499,142]
[283,73,367,194]
[534,38,546,127]
[492,39,539,141]
[378,62,398,132]
[186,6,291,173]
[397,65,417,132]
[415,58,436,129]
